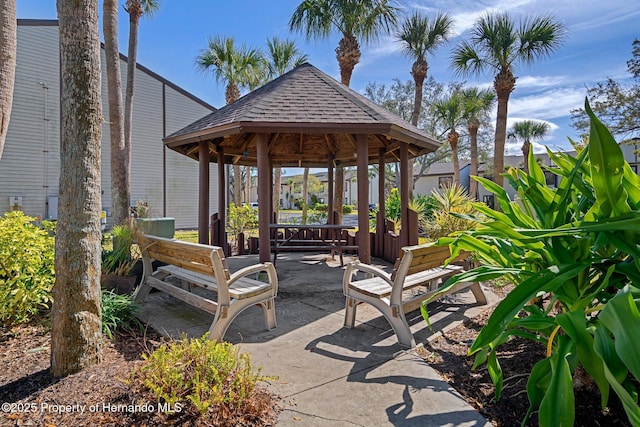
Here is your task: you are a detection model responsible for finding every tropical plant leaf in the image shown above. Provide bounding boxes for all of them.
[539,335,575,427]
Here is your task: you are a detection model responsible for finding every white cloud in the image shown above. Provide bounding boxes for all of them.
[508,87,585,119]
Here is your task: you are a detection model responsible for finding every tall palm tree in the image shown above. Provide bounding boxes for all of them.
[122,0,159,218]
[265,37,308,220]
[290,0,398,221]
[451,13,565,189]
[461,87,495,198]
[103,0,127,225]
[196,35,265,205]
[397,11,453,127]
[508,119,550,174]
[53,0,102,377]
[0,0,16,161]
[433,92,465,184]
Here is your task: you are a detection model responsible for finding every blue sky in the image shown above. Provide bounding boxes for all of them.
[17,0,640,156]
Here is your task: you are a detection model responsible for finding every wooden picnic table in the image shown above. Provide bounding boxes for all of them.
[269,223,357,266]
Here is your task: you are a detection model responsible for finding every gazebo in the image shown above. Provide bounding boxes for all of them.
[163,63,441,264]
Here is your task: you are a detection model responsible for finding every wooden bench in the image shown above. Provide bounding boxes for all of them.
[342,243,487,348]
[133,233,278,341]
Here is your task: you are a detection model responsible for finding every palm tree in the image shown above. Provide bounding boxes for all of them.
[290,0,398,221]
[0,0,16,160]
[196,35,265,205]
[461,87,495,198]
[397,11,453,127]
[451,13,565,189]
[265,37,308,220]
[53,0,103,377]
[103,0,127,225]
[433,92,465,184]
[121,0,158,220]
[508,120,550,174]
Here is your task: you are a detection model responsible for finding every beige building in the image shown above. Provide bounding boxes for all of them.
[0,19,217,229]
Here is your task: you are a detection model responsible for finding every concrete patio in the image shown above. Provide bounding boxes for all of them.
[136,252,499,426]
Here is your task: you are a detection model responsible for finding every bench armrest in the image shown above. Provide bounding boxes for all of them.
[228,262,278,293]
[343,260,393,287]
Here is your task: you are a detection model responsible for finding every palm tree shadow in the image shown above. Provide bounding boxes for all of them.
[0,368,59,403]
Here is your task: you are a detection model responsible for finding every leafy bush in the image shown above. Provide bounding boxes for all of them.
[129,336,275,424]
[227,202,258,236]
[385,188,401,225]
[313,203,328,213]
[428,101,640,426]
[424,184,477,240]
[342,204,354,214]
[101,290,141,339]
[0,211,55,327]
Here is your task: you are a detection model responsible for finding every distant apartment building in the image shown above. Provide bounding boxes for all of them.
[0,19,218,229]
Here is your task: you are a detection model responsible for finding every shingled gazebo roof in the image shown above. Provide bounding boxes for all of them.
[164,63,441,168]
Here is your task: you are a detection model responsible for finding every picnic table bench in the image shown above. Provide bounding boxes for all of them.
[342,243,487,347]
[133,233,278,341]
[270,223,358,266]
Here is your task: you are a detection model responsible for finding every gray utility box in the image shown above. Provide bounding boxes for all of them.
[135,217,175,238]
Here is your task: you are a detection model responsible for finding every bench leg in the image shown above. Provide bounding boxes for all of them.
[259,297,277,330]
[132,280,152,302]
[344,296,358,328]
[470,282,487,305]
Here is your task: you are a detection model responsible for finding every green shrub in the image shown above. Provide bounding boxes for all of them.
[0,211,55,327]
[101,290,141,339]
[342,204,354,214]
[385,188,401,224]
[424,184,476,240]
[102,223,137,275]
[313,203,328,213]
[427,100,640,426]
[227,203,258,236]
[129,336,275,424]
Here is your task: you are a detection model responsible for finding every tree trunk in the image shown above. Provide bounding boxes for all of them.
[410,59,427,127]
[334,166,344,223]
[302,167,309,224]
[468,124,479,199]
[522,140,531,174]
[52,0,103,377]
[336,34,360,86]
[244,166,250,205]
[103,0,127,225]
[493,68,515,191]
[449,129,460,185]
[273,167,281,221]
[0,0,17,161]
[233,164,242,205]
[122,4,143,224]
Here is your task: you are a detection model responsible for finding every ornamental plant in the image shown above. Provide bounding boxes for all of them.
[424,100,640,426]
[0,211,55,326]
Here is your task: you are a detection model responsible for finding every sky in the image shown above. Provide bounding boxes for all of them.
[16,0,640,157]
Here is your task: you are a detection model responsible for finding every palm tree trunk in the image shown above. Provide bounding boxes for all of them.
[336,35,360,86]
[522,140,531,174]
[233,164,242,205]
[468,124,479,199]
[244,166,250,204]
[410,61,426,127]
[493,68,515,190]
[334,166,344,223]
[449,130,460,184]
[52,0,103,377]
[103,0,128,225]
[302,167,309,224]
[273,167,282,221]
[0,0,16,161]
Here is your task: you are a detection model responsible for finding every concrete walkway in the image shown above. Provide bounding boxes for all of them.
[136,252,498,426]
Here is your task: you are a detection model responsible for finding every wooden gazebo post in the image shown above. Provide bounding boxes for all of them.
[198,140,209,244]
[256,133,271,263]
[356,134,370,264]
[376,147,386,257]
[327,153,334,224]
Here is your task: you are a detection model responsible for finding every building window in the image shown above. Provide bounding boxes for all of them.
[438,176,453,188]
[543,170,557,187]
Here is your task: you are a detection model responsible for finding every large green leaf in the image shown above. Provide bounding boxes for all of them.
[524,358,552,426]
[470,262,591,353]
[585,98,630,217]
[556,310,609,407]
[539,335,575,427]
[598,286,640,381]
[594,326,640,425]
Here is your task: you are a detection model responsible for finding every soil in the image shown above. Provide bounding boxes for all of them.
[0,320,278,427]
[422,284,632,427]
[0,285,632,427]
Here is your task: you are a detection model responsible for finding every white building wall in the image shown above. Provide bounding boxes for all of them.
[0,21,216,230]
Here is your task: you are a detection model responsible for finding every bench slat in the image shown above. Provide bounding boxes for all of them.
[146,275,219,315]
